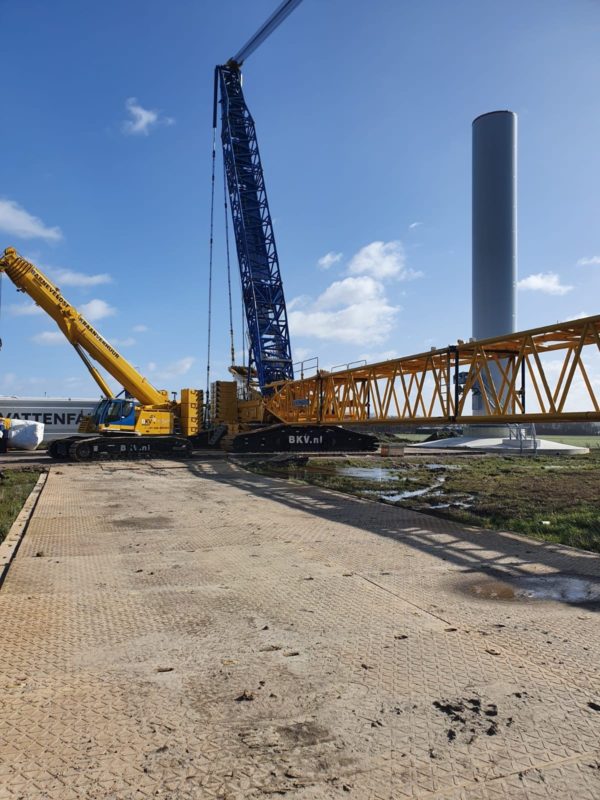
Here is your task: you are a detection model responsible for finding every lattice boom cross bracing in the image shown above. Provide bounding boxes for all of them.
[265,315,600,425]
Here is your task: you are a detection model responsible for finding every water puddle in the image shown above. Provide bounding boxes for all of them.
[261,460,470,510]
[423,496,474,510]
[339,466,396,481]
[452,498,475,509]
[469,574,600,604]
[339,463,460,482]
[381,480,445,502]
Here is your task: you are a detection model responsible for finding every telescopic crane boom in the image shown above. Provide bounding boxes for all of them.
[1,248,168,407]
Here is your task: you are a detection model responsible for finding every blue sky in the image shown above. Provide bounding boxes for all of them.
[1,0,599,400]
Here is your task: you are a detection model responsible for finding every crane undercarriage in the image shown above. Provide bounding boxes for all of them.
[45,425,377,461]
[229,423,377,454]
[49,435,194,462]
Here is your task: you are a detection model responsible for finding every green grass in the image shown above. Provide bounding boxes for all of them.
[539,434,600,449]
[487,510,599,551]
[248,452,600,553]
[0,471,41,544]
[436,452,600,550]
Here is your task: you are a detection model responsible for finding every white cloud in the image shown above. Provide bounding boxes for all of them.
[18,256,112,288]
[314,275,384,309]
[347,240,422,280]
[7,302,43,316]
[0,371,18,390]
[289,276,399,345]
[0,199,62,241]
[132,324,148,333]
[409,221,422,229]
[577,256,600,266]
[357,349,399,363]
[122,97,175,136]
[149,356,195,381]
[292,346,314,363]
[0,371,46,393]
[317,251,342,270]
[517,272,573,295]
[564,311,590,321]
[31,331,66,345]
[289,242,420,347]
[288,295,310,311]
[111,337,136,347]
[50,267,112,287]
[79,299,116,321]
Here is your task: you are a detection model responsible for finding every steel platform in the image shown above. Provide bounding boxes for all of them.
[1,459,600,798]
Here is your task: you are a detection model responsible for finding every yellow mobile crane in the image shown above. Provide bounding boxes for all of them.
[0,248,203,461]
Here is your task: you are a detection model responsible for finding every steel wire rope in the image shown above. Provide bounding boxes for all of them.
[205,123,217,425]
[242,300,246,373]
[0,272,3,351]
[222,165,236,367]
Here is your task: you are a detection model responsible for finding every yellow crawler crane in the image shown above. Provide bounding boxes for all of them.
[0,248,203,461]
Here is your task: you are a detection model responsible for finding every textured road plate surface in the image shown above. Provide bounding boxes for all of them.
[1,458,600,799]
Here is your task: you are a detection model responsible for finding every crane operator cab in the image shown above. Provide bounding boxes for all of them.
[82,397,139,433]
[76,393,175,438]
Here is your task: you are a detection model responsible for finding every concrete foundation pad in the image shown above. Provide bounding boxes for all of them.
[410,435,589,455]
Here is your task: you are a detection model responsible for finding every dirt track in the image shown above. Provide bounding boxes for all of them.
[1,458,600,799]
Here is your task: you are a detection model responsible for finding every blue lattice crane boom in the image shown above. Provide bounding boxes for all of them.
[208,1,378,453]
[213,0,304,392]
[216,63,294,391]
[231,0,304,66]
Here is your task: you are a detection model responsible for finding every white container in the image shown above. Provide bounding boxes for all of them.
[0,397,100,442]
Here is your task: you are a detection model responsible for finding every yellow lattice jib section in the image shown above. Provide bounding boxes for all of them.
[265,315,600,425]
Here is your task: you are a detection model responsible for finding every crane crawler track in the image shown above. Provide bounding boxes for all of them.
[231,424,378,454]
[49,435,193,462]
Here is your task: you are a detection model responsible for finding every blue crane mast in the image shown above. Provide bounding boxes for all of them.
[215,61,294,391]
[212,0,304,393]
[205,1,378,454]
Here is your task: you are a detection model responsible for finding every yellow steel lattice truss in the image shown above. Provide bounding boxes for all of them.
[265,315,600,425]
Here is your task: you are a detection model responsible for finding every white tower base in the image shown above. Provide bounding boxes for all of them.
[408,428,588,456]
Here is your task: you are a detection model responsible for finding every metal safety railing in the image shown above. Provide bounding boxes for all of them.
[506,423,538,454]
